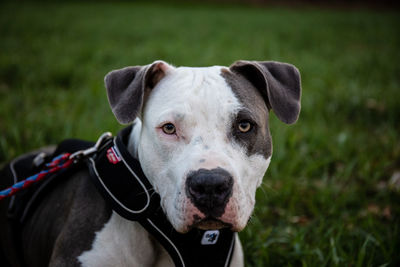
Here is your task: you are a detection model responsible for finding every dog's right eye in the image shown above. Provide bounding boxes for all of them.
[238,121,252,133]
[162,123,176,135]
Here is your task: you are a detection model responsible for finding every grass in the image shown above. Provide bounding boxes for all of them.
[0,1,399,266]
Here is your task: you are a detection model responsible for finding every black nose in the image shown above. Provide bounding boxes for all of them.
[186,168,233,217]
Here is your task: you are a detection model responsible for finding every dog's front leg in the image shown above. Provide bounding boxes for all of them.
[229,234,244,267]
[78,214,158,267]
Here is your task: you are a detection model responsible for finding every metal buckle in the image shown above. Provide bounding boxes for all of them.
[69,132,113,161]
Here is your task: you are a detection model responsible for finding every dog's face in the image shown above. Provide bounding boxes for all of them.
[105,60,301,233]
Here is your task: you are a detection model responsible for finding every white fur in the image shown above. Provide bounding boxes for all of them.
[78,213,162,267]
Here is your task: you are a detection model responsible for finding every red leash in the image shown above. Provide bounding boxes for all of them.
[0,132,112,201]
[0,153,73,200]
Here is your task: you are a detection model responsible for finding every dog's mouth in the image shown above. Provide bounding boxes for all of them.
[192,217,232,230]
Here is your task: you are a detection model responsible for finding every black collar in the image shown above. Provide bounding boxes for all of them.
[87,127,236,267]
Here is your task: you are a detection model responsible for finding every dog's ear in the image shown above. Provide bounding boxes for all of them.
[105,60,172,124]
[230,60,301,124]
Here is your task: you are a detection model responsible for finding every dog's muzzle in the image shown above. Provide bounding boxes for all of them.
[186,168,233,218]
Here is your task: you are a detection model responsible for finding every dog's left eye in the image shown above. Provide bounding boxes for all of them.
[162,123,176,135]
[238,121,252,133]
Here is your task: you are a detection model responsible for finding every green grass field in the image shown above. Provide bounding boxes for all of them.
[0,1,399,266]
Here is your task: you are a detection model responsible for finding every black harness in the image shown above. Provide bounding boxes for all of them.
[3,127,236,267]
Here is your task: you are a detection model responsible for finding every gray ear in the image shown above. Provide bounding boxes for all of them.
[230,60,301,124]
[105,61,171,124]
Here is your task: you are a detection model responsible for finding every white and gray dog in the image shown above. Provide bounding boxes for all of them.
[0,60,301,267]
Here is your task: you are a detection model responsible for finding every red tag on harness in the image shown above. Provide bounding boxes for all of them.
[106,146,121,164]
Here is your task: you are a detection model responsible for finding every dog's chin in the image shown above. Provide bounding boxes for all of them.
[173,217,244,233]
[193,218,231,231]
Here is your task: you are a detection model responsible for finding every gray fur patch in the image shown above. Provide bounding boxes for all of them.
[221,69,272,159]
[229,60,301,125]
[21,169,112,266]
[105,66,145,124]
[104,61,169,124]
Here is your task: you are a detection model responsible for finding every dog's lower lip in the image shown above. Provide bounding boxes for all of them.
[193,218,231,230]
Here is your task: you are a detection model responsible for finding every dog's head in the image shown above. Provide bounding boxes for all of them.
[105,60,301,233]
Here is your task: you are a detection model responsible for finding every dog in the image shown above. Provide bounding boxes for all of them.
[0,60,301,266]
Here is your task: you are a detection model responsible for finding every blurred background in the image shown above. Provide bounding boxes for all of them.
[0,0,399,266]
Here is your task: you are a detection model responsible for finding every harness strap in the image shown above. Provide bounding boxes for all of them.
[87,138,159,221]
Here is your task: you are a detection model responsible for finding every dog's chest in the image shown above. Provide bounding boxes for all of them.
[78,213,174,267]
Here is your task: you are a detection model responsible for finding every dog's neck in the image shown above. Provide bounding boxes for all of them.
[79,122,175,266]
[127,118,142,159]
